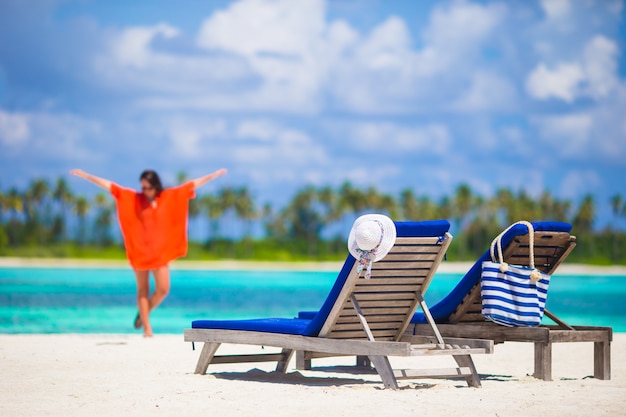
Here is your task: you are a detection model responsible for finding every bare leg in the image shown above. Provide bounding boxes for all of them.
[149,266,171,312]
[133,265,171,337]
[134,269,152,337]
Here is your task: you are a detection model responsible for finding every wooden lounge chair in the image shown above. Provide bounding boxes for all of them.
[184,220,493,389]
[408,221,612,381]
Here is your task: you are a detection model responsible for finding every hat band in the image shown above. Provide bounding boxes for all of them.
[355,220,384,279]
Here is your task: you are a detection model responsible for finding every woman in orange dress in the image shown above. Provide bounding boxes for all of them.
[70,168,227,337]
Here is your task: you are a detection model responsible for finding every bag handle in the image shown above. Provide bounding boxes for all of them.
[489,220,542,282]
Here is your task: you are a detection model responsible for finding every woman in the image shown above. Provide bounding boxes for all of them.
[70,168,227,337]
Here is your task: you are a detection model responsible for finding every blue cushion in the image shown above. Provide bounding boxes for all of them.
[297,311,317,319]
[192,318,311,335]
[410,221,571,324]
[395,220,450,238]
[191,220,451,336]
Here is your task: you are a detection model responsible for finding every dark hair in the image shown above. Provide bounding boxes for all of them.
[139,169,164,195]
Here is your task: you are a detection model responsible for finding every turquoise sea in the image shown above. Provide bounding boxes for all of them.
[0,267,624,334]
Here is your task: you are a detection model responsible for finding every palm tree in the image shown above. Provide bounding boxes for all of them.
[610,194,623,262]
[339,181,368,219]
[218,187,238,239]
[0,190,7,249]
[261,202,286,241]
[611,194,623,226]
[72,196,90,245]
[279,186,324,257]
[24,178,51,244]
[452,183,475,258]
[0,189,4,219]
[232,187,256,256]
[452,184,473,226]
[25,178,50,219]
[515,189,540,221]
[200,194,223,241]
[5,188,23,246]
[177,171,202,233]
[317,186,342,228]
[52,177,74,242]
[493,188,513,225]
[438,196,453,224]
[233,187,256,240]
[399,189,419,221]
[94,192,114,246]
[552,198,572,222]
[573,194,595,234]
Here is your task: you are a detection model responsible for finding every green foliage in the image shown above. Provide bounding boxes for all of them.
[1,177,625,264]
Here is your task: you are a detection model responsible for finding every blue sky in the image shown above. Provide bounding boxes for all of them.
[1,0,625,230]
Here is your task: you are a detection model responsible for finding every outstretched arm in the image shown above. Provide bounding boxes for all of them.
[189,168,227,190]
[70,169,113,191]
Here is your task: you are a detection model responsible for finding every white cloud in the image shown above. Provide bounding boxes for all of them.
[235,119,280,141]
[87,0,515,116]
[358,17,413,71]
[94,22,254,101]
[452,71,518,112]
[197,0,324,57]
[525,62,584,102]
[582,35,619,99]
[111,23,179,68]
[331,1,508,113]
[0,110,102,164]
[540,0,572,20]
[167,118,227,159]
[30,113,102,160]
[424,0,506,49]
[560,169,603,199]
[349,122,451,155]
[526,35,620,103]
[331,17,419,111]
[195,0,330,111]
[230,119,328,182]
[0,110,30,147]
[3,0,625,227]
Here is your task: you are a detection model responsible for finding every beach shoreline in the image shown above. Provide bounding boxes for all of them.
[2,259,624,416]
[2,256,626,275]
[0,333,624,417]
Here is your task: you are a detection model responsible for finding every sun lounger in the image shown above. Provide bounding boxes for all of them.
[184,220,493,389]
[408,221,612,381]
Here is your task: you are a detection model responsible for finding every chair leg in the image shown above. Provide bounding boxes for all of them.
[454,354,481,388]
[195,342,220,374]
[369,355,399,390]
[295,351,311,370]
[356,355,371,368]
[276,348,295,373]
[533,342,552,381]
[594,341,611,380]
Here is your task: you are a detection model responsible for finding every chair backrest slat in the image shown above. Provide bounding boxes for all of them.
[320,233,452,341]
[448,230,576,324]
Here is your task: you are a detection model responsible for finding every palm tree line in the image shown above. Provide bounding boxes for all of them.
[0,176,624,264]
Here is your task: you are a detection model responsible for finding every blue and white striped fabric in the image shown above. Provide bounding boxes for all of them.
[480,261,551,327]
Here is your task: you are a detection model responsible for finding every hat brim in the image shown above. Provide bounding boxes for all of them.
[348,214,397,263]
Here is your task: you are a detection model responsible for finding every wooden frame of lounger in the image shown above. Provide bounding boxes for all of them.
[185,232,494,389]
[410,229,612,381]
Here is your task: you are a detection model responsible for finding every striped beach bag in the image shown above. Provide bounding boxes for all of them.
[480,221,551,327]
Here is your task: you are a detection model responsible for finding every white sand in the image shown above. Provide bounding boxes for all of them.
[2,258,624,416]
[0,333,624,417]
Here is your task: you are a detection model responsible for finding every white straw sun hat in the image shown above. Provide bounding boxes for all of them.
[348,214,397,279]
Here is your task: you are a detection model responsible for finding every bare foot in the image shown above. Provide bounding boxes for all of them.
[143,323,153,338]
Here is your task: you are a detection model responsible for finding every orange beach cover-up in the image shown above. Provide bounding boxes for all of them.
[110,182,196,270]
